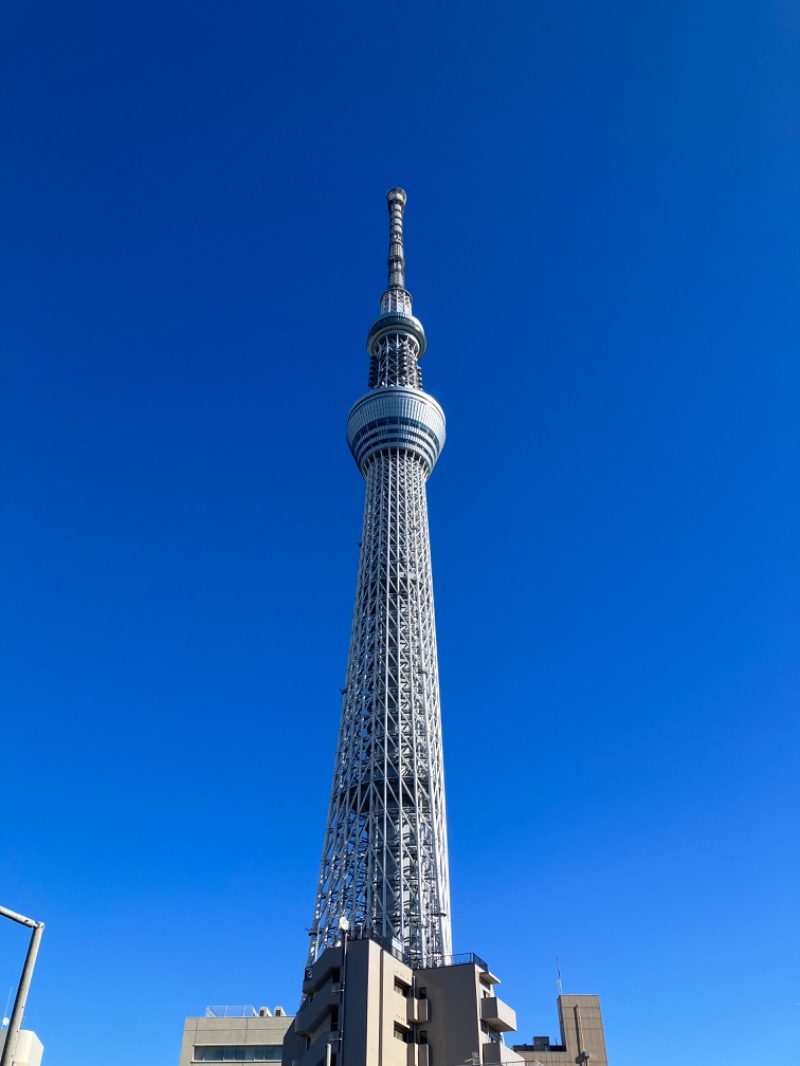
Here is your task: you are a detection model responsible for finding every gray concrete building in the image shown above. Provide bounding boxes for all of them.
[178,1008,293,1066]
[282,930,524,1066]
[178,982,612,1066]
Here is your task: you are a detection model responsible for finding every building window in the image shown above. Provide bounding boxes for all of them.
[393,1024,410,1043]
[394,978,410,997]
[418,987,427,1000]
[480,1024,501,1044]
[193,1047,283,1062]
[419,1031,428,1046]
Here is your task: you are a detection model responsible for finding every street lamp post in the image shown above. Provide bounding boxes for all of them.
[0,905,45,1066]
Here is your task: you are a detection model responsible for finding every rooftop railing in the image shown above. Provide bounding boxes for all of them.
[204,1006,259,1018]
[335,924,488,972]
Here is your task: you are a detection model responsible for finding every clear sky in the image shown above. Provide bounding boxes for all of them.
[1,2,797,1064]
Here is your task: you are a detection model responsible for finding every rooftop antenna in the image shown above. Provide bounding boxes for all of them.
[556,956,563,996]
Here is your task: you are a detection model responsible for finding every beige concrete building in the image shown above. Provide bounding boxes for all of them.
[513,995,608,1066]
[178,1007,293,1066]
[178,978,612,1066]
[281,931,525,1066]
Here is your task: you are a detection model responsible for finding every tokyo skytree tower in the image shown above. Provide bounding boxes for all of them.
[308,189,451,969]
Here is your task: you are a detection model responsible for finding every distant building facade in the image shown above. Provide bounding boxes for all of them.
[178,1008,292,1066]
[514,995,608,1066]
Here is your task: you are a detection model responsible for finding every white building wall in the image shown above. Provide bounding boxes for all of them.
[0,1029,44,1066]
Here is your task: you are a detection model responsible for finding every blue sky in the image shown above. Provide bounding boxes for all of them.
[0,1,797,1064]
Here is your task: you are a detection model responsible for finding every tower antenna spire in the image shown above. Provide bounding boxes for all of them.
[386,187,407,290]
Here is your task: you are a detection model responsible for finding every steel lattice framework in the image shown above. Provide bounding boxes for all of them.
[308,189,452,968]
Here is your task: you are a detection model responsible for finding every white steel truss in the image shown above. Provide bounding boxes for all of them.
[308,189,452,968]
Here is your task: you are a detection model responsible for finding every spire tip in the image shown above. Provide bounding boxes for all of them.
[386,188,406,289]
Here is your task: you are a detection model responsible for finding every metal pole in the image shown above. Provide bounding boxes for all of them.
[0,921,44,1066]
[339,929,348,1066]
[0,907,37,930]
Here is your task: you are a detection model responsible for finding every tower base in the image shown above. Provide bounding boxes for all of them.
[284,930,522,1066]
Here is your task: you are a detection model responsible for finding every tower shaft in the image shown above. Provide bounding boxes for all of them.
[308,190,451,968]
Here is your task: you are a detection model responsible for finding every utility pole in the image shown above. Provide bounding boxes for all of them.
[0,905,45,1066]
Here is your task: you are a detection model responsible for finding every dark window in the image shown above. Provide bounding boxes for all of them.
[394,978,410,997]
[419,1031,428,1046]
[418,987,427,1000]
[393,1024,410,1043]
[194,1049,282,1063]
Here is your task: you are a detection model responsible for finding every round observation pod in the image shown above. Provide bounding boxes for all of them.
[346,387,446,475]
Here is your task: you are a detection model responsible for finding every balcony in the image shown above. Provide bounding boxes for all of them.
[294,982,341,1037]
[480,996,517,1033]
[302,946,343,996]
[407,998,429,1024]
[292,1030,337,1066]
[481,1044,524,1065]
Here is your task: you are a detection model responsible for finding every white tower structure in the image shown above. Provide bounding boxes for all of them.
[179,188,610,1066]
[308,189,452,969]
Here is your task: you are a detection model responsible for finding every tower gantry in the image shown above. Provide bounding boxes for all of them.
[308,189,452,969]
